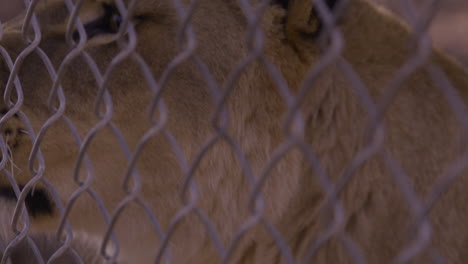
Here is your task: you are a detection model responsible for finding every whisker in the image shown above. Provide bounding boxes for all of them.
[5,135,22,174]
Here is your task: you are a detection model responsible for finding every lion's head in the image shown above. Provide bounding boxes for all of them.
[1,0,468,263]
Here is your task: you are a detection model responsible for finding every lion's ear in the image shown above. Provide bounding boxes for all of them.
[280,0,340,45]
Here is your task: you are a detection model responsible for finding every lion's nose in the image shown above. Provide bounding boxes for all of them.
[0,108,26,149]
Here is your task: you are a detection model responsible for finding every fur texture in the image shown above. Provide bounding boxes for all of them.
[0,201,106,263]
[0,0,468,263]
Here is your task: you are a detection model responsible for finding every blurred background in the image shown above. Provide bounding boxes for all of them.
[375,0,468,66]
[0,0,467,66]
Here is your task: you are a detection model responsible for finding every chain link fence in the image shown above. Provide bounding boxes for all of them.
[0,0,468,263]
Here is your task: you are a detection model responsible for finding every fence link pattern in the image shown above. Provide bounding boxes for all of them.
[0,0,467,263]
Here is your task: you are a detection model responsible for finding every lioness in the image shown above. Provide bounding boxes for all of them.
[0,0,468,263]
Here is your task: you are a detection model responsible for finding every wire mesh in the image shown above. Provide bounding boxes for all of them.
[0,0,467,263]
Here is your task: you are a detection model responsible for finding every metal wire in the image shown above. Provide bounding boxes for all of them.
[0,0,466,263]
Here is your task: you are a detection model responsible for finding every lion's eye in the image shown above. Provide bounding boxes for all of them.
[72,4,122,42]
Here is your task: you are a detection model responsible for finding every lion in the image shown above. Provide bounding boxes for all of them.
[0,0,468,263]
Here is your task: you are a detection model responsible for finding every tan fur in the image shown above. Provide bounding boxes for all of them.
[0,0,468,263]
[0,201,106,263]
